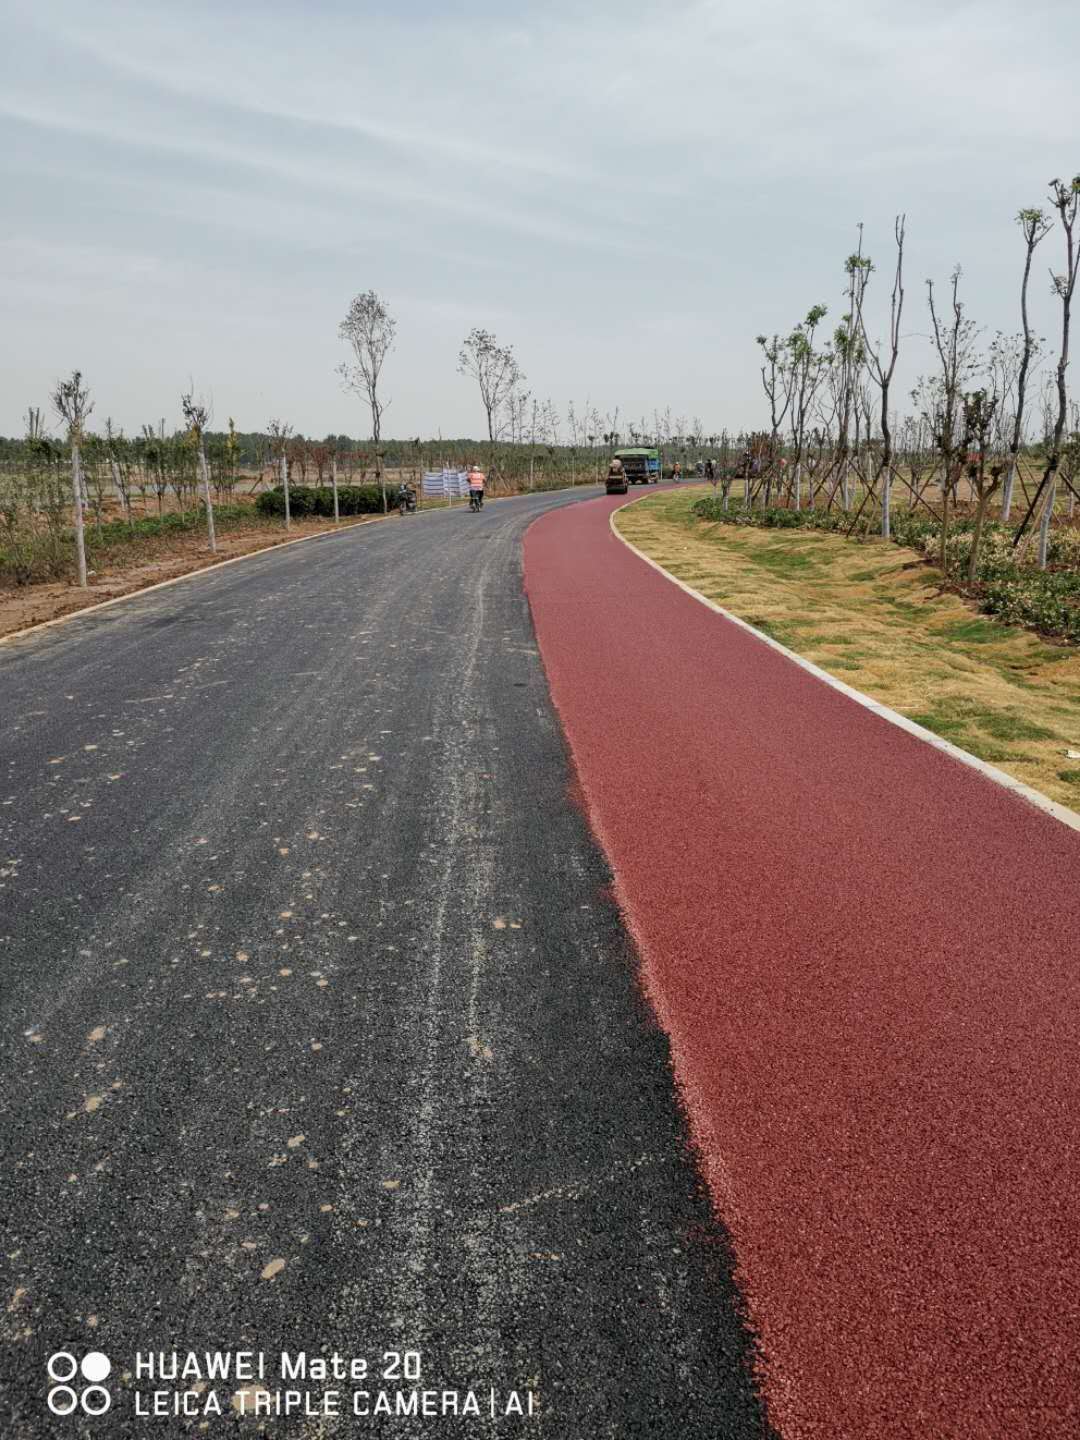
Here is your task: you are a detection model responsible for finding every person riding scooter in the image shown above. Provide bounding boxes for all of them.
[397,480,417,515]
[466,463,486,511]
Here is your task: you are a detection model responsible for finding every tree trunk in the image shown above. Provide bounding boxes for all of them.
[71,441,88,587]
[882,464,892,540]
[197,442,217,552]
[1037,478,1056,569]
[939,465,952,572]
[969,491,991,582]
[1000,458,1016,522]
[281,452,291,530]
[331,456,340,524]
[110,457,129,527]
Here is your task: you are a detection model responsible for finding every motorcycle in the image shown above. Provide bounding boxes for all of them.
[397,486,417,517]
[468,490,484,512]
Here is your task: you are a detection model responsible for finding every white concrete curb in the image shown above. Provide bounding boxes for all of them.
[609,496,1080,836]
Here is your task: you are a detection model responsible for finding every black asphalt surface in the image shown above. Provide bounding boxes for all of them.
[0,489,771,1439]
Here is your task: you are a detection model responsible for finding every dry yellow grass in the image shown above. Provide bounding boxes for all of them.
[616,488,1080,808]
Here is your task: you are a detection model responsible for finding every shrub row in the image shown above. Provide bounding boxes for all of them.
[254,485,388,518]
[689,497,1080,642]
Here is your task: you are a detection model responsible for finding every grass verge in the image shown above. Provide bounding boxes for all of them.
[615,487,1080,808]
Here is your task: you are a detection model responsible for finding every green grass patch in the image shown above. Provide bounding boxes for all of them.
[799,633,859,647]
[744,617,796,643]
[974,712,1057,742]
[741,544,822,576]
[941,618,1007,644]
[906,696,1056,745]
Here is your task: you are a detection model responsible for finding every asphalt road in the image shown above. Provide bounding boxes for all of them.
[526,494,1080,1439]
[0,490,770,1439]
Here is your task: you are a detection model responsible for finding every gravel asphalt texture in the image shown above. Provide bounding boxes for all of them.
[524,492,1080,1439]
[0,488,772,1439]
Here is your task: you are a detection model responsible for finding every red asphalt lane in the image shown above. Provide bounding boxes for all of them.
[524,492,1080,1440]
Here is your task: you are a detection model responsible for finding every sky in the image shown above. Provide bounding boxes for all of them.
[2,0,1078,441]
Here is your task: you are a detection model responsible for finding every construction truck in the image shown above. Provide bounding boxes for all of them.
[612,447,661,485]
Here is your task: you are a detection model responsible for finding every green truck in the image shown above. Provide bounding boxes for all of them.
[613,447,661,484]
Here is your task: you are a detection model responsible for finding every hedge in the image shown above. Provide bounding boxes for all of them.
[254,485,388,519]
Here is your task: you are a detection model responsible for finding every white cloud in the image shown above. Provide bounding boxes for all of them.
[2,0,1078,435]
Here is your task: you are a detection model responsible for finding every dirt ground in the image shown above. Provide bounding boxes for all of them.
[0,514,383,640]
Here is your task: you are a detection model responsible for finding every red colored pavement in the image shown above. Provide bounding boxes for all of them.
[524,493,1080,1440]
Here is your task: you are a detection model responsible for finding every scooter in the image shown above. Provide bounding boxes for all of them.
[468,490,484,512]
[397,486,417,516]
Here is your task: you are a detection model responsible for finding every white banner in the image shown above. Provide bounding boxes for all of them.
[421,469,469,499]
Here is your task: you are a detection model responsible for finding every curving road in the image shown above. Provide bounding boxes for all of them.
[0,490,770,1438]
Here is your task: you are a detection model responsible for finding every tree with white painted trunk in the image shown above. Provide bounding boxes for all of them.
[51,369,92,587]
[268,419,293,529]
[180,392,217,553]
[338,290,396,515]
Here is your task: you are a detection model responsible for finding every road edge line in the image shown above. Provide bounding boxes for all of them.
[609,498,1080,836]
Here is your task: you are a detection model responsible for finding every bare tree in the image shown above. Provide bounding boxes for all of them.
[1014,177,1080,566]
[859,216,906,538]
[268,419,294,529]
[338,291,397,513]
[926,268,980,568]
[962,388,1002,581]
[181,392,217,552]
[51,369,92,587]
[786,304,829,510]
[755,333,794,507]
[104,418,133,528]
[458,328,524,467]
[1001,207,1052,521]
[835,229,872,508]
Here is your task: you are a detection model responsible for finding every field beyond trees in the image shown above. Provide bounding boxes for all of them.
[616,488,1080,808]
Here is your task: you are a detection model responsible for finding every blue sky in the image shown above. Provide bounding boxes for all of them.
[2,0,1078,439]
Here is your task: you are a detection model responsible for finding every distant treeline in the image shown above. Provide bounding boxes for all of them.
[0,431,642,469]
